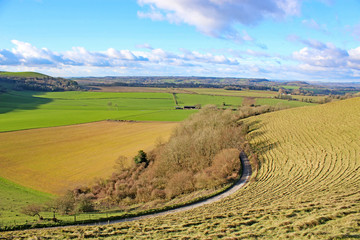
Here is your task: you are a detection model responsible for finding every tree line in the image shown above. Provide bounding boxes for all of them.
[0,76,80,91]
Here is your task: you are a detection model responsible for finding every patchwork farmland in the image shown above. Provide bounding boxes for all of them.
[3,97,359,239]
[0,89,313,132]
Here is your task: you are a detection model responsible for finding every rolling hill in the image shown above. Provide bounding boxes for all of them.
[5,97,359,238]
[0,71,80,91]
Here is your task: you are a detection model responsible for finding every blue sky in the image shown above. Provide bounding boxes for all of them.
[0,0,359,81]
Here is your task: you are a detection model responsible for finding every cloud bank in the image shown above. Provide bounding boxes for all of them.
[137,0,301,39]
[0,40,360,81]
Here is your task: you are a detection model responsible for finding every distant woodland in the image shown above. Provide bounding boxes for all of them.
[0,72,80,92]
[74,76,360,96]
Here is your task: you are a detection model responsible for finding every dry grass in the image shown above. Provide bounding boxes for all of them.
[0,121,176,195]
[3,98,360,239]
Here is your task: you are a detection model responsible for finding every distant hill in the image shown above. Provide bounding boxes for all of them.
[0,71,50,78]
[0,71,80,92]
[283,80,309,86]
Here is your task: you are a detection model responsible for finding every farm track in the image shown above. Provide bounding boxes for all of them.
[4,98,360,239]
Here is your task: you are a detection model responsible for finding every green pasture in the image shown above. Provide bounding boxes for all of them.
[0,71,48,78]
[0,91,194,132]
[0,177,52,227]
[0,90,318,132]
[175,93,243,107]
[0,176,132,228]
[186,88,278,98]
[255,98,315,107]
[279,85,300,90]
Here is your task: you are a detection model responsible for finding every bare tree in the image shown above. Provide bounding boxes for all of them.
[21,204,43,220]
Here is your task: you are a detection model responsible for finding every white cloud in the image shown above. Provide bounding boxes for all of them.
[293,43,348,68]
[292,42,360,77]
[137,0,301,39]
[349,46,360,61]
[1,40,360,81]
[0,40,238,69]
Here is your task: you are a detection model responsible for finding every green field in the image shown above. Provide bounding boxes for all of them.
[175,93,243,106]
[186,88,327,104]
[1,90,312,132]
[0,91,196,132]
[186,88,278,98]
[280,85,301,90]
[0,71,49,78]
[0,177,52,227]
[6,97,359,238]
[255,98,315,107]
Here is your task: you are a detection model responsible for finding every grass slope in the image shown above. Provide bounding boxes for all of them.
[0,177,52,227]
[0,71,49,78]
[8,97,360,239]
[0,121,177,195]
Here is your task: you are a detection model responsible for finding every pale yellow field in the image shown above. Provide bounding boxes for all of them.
[0,121,177,195]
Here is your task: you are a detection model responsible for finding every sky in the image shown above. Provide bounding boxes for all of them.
[0,0,359,81]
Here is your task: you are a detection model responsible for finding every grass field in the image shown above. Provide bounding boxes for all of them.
[0,71,48,78]
[0,89,319,132]
[255,98,315,107]
[0,177,52,227]
[186,88,278,98]
[91,86,195,94]
[0,121,177,195]
[174,93,243,107]
[0,91,195,132]
[8,97,360,238]
[280,85,301,90]
[187,88,326,103]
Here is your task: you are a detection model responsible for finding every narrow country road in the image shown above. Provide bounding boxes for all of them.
[82,151,252,226]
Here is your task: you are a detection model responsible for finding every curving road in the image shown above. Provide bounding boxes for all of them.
[82,151,252,226]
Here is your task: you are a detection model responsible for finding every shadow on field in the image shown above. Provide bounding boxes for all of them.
[0,91,52,114]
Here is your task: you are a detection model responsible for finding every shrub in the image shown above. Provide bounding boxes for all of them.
[165,171,195,199]
[134,150,148,165]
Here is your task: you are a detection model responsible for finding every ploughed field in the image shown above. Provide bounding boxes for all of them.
[7,97,360,239]
[0,121,176,227]
[0,121,176,195]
